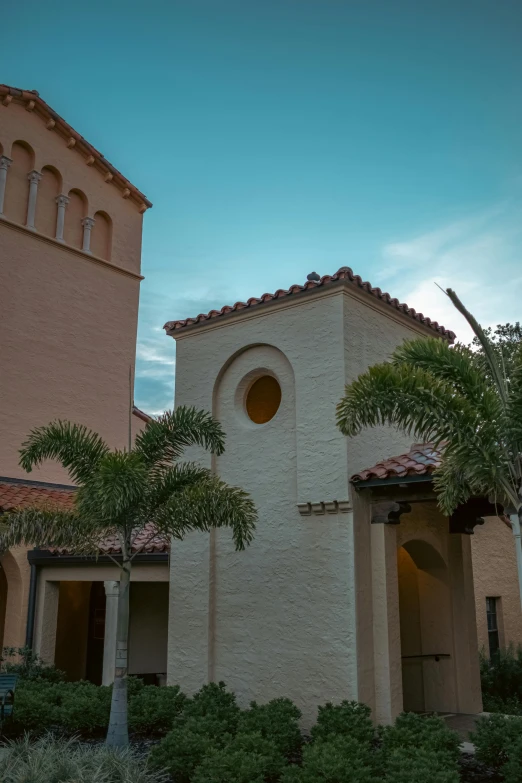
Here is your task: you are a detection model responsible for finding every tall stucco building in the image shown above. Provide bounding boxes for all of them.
[164,268,522,724]
[0,84,168,685]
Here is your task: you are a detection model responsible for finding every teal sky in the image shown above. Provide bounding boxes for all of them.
[2,0,522,414]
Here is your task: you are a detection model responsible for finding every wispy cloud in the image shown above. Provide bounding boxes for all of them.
[377,202,522,343]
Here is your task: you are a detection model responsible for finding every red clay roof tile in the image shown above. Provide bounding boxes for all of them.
[163,267,456,339]
[0,480,168,555]
[351,443,441,483]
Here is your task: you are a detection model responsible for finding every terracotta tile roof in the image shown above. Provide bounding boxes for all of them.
[163,267,456,340]
[351,443,441,483]
[0,479,76,512]
[0,479,168,555]
[0,84,152,211]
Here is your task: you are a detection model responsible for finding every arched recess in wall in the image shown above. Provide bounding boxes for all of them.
[91,210,112,259]
[4,140,35,224]
[35,165,62,237]
[0,551,23,650]
[64,188,88,249]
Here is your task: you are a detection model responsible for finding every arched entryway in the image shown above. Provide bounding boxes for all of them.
[398,539,456,713]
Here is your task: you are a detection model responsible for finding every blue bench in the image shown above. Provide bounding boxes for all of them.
[0,674,18,721]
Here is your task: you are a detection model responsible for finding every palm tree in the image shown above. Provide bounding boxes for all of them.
[336,288,522,531]
[0,407,257,748]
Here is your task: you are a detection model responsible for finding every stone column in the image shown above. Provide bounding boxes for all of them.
[371,520,402,724]
[33,580,59,665]
[26,170,42,229]
[0,155,13,215]
[55,194,69,241]
[81,216,95,253]
[102,580,119,686]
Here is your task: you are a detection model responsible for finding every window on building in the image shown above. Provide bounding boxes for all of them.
[486,597,500,657]
[245,375,282,424]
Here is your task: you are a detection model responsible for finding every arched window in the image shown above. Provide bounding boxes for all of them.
[91,210,112,260]
[64,188,88,249]
[35,166,62,237]
[4,140,35,224]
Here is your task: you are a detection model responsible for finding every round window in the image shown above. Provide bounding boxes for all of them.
[245,375,282,424]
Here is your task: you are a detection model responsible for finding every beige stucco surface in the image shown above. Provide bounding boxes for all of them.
[168,286,445,722]
[471,517,522,652]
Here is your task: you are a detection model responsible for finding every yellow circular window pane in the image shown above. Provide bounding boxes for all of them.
[245,376,281,424]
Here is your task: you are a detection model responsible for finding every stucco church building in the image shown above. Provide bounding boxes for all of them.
[1,82,521,725]
[164,268,522,724]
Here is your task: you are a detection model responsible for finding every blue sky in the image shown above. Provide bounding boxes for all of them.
[2,0,522,414]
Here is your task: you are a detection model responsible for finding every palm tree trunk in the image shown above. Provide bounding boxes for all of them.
[106,557,131,747]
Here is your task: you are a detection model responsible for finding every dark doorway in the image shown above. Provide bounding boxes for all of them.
[86,582,106,685]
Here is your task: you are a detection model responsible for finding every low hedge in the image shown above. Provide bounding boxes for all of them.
[471,713,522,774]
[5,677,184,737]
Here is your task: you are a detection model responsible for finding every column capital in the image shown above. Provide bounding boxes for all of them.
[104,580,119,597]
[28,170,42,184]
[82,216,96,229]
[0,155,13,171]
[55,194,70,207]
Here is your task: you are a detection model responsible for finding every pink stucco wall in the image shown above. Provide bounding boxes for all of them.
[471,517,522,653]
[0,99,146,483]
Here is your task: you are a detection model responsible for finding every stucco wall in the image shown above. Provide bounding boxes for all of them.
[0,100,144,485]
[471,517,522,652]
[168,286,446,721]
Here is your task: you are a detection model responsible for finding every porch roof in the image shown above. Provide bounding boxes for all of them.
[0,477,169,555]
[351,443,441,486]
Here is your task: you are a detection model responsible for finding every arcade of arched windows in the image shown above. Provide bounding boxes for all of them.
[0,139,113,260]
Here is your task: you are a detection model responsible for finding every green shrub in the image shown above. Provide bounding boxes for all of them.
[280,735,377,783]
[182,681,240,734]
[237,697,302,755]
[0,733,168,783]
[149,723,218,783]
[502,735,522,783]
[470,713,522,771]
[1,646,65,683]
[480,645,522,708]
[8,680,111,734]
[192,732,286,783]
[129,684,186,734]
[379,713,460,763]
[310,700,374,745]
[385,747,459,783]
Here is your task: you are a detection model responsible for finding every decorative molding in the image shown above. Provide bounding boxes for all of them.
[122,187,131,199]
[0,213,143,281]
[449,497,504,535]
[371,501,411,525]
[67,137,76,148]
[27,170,42,185]
[138,202,147,214]
[81,217,96,230]
[46,119,56,130]
[297,500,352,516]
[104,171,114,182]
[0,156,13,171]
[25,99,35,112]
[55,194,70,208]
[2,95,12,107]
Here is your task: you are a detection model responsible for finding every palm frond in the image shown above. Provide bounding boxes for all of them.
[153,474,257,551]
[19,422,110,484]
[446,288,509,404]
[0,507,106,555]
[393,337,500,413]
[141,462,213,518]
[336,362,480,445]
[134,407,226,467]
[76,451,148,523]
